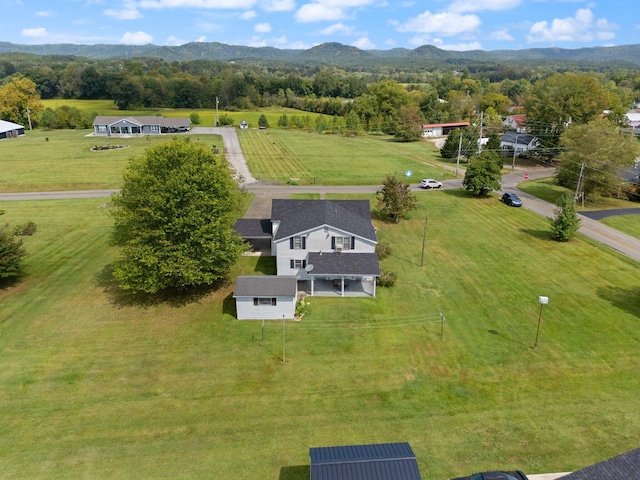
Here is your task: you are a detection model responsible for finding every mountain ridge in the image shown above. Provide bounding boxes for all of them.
[2,41,640,66]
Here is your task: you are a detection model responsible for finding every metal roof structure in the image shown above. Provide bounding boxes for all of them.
[233,275,297,297]
[501,131,537,146]
[558,446,640,480]
[309,442,422,480]
[0,120,25,134]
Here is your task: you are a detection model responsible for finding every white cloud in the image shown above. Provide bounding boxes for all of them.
[352,37,375,49]
[295,0,375,23]
[105,8,143,20]
[196,36,207,41]
[398,11,481,36]
[35,11,56,17]
[320,23,354,35]
[526,8,614,44]
[490,28,513,41]
[448,0,520,13]
[262,0,296,11]
[255,22,272,33]
[165,35,186,45]
[296,3,344,22]
[120,31,153,44]
[432,39,483,51]
[240,10,257,19]
[22,27,48,38]
[137,0,256,9]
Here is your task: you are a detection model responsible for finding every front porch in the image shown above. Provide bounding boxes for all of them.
[298,276,376,297]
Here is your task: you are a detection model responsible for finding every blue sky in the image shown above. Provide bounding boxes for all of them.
[2,0,638,51]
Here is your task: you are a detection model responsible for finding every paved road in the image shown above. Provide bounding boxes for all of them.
[2,134,640,263]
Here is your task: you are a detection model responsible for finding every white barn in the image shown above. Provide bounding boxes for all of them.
[0,120,25,140]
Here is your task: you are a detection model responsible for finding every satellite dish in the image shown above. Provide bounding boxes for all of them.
[305,264,314,272]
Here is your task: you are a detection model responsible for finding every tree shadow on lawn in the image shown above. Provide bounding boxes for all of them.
[95,264,230,308]
[279,465,309,480]
[519,228,553,241]
[597,285,640,318]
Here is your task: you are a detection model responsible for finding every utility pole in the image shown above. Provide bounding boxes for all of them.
[478,111,484,154]
[215,96,219,126]
[26,108,32,131]
[512,134,518,170]
[420,211,428,267]
[574,162,585,205]
[456,130,463,177]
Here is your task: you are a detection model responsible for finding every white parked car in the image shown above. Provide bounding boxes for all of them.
[420,178,442,189]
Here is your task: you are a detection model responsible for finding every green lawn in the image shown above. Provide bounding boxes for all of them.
[1,192,638,479]
[601,214,640,238]
[239,129,453,185]
[41,99,327,129]
[0,129,221,192]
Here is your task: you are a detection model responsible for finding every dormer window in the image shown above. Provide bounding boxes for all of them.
[332,236,354,250]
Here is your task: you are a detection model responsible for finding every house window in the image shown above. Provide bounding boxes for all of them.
[290,236,306,249]
[253,298,277,306]
[290,259,307,269]
[332,236,354,250]
[98,125,107,132]
[150,125,159,132]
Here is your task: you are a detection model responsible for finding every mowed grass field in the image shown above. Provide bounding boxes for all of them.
[1,191,639,479]
[239,129,452,185]
[0,129,221,192]
[41,99,326,129]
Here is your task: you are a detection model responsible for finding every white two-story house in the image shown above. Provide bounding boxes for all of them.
[233,199,380,309]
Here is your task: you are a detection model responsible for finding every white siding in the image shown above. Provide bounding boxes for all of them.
[236,296,296,320]
[274,225,376,278]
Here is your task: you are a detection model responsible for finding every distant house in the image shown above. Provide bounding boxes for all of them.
[233,199,380,308]
[625,111,640,135]
[309,442,423,480]
[502,114,528,133]
[501,131,538,156]
[0,120,25,140]
[92,116,191,136]
[422,122,469,137]
[233,276,297,320]
[239,119,249,129]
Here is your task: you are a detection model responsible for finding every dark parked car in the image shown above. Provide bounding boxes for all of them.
[502,192,523,207]
[452,470,528,480]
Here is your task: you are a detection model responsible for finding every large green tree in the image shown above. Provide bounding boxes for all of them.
[376,175,419,223]
[0,76,43,126]
[393,105,424,142]
[462,152,502,196]
[440,127,478,159]
[525,73,611,152]
[0,228,26,281]
[556,118,640,200]
[110,138,246,294]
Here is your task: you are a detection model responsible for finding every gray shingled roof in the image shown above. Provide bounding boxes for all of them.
[272,199,377,242]
[93,116,191,128]
[558,446,640,480]
[307,252,380,276]
[501,131,537,145]
[233,276,297,297]
[310,442,422,480]
[233,218,271,238]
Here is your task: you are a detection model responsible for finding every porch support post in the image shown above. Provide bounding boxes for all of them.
[311,276,314,295]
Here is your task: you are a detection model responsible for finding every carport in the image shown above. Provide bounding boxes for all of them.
[233,218,272,255]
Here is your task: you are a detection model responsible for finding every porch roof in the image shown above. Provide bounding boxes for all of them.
[233,275,297,298]
[307,252,380,276]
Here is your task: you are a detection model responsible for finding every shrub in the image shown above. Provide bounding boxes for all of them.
[375,240,393,260]
[12,221,38,237]
[295,299,310,317]
[376,270,397,287]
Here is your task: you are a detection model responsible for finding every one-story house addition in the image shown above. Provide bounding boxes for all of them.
[92,116,191,136]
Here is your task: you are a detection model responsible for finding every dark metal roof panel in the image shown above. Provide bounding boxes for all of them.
[233,218,271,238]
[501,131,537,145]
[559,447,640,480]
[310,442,421,480]
[307,252,380,276]
[271,199,377,242]
[233,275,297,297]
